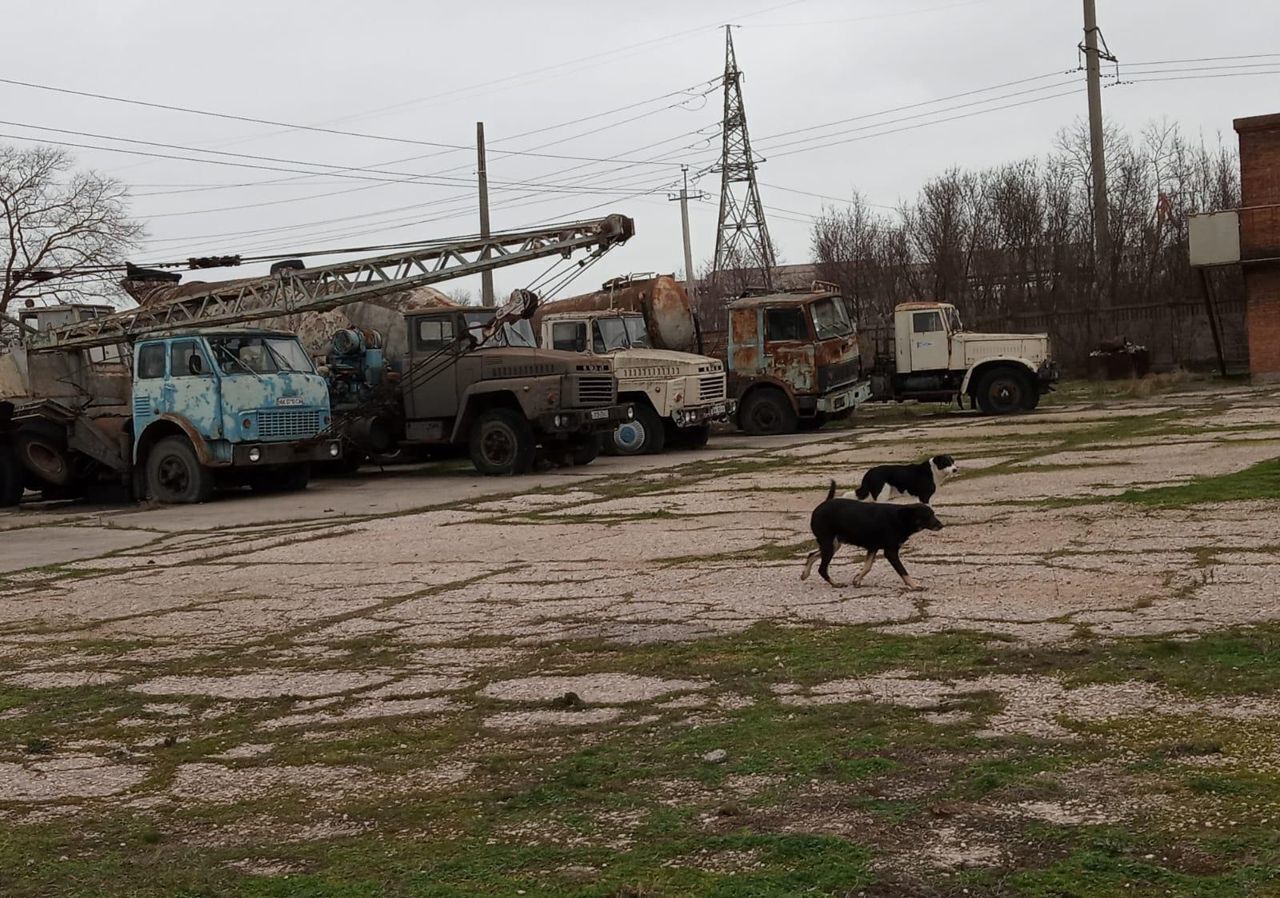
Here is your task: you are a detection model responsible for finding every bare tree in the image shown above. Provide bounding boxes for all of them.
[1,144,143,319]
[446,287,474,306]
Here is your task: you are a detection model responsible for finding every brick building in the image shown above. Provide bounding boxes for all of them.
[1235,112,1280,382]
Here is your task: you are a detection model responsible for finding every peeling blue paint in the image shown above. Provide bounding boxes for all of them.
[132,334,330,461]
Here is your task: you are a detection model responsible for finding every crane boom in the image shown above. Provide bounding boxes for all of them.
[29,214,634,352]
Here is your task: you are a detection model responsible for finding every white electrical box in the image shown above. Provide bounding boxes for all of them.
[1189,210,1241,267]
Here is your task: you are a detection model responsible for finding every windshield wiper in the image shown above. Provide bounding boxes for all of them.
[215,345,265,381]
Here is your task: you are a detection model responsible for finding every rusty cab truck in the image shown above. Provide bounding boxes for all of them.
[532,275,870,436]
[725,288,872,434]
[867,301,1059,413]
[1,302,340,507]
[536,308,733,454]
[325,294,635,475]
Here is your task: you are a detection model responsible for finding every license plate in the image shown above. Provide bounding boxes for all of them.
[710,404,726,416]
[275,397,304,407]
[590,409,608,420]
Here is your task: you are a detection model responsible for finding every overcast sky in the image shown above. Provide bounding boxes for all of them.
[4,0,1278,304]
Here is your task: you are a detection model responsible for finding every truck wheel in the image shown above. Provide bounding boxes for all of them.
[570,436,602,466]
[1023,389,1042,411]
[469,408,535,476]
[740,388,798,436]
[611,403,665,455]
[975,368,1031,415]
[0,448,23,508]
[683,424,711,448]
[12,420,73,487]
[146,436,214,504]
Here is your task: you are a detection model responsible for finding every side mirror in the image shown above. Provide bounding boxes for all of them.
[188,355,204,375]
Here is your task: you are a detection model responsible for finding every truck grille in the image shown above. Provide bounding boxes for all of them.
[697,374,726,403]
[574,375,615,407]
[258,409,322,441]
[818,359,862,392]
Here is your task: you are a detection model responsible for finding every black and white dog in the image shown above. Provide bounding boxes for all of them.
[801,481,944,591]
[848,454,958,506]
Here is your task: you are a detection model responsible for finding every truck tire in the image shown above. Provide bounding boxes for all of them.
[570,435,602,466]
[0,448,23,508]
[469,408,535,476]
[12,420,73,487]
[682,424,711,448]
[975,368,1032,416]
[740,388,798,436]
[1023,389,1042,411]
[610,403,665,455]
[146,436,214,504]
[798,413,828,432]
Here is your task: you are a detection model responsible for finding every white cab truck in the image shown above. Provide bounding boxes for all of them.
[869,301,1059,413]
[540,309,735,454]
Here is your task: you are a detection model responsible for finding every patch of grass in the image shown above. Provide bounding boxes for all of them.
[1113,457,1280,508]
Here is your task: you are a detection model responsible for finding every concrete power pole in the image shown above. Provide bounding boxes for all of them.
[1082,0,1113,302]
[669,165,706,297]
[476,121,495,307]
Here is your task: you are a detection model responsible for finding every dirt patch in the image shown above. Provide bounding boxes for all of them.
[482,673,707,704]
[134,671,393,700]
[0,755,146,802]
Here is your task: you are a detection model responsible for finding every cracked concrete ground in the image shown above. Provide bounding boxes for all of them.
[2,383,1279,893]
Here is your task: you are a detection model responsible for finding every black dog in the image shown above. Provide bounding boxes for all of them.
[801,481,944,591]
[850,454,958,505]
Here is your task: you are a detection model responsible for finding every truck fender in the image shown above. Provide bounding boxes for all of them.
[959,357,1039,396]
[135,415,215,466]
[734,376,801,414]
[449,388,525,443]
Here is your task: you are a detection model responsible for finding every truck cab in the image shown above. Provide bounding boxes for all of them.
[329,308,635,476]
[726,289,871,434]
[876,301,1059,413]
[129,329,340,501]
[2,326,339,507]
[540,309,734,454]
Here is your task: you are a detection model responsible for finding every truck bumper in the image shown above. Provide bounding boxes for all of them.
[817,379,874,415]
[1037,360,1060,391]
[671,399,737,428]
[230,439,343,467]
[537,403,635,436]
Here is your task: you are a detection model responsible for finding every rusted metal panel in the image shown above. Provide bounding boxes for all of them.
[729,306,761,376]
[765,342,816,393]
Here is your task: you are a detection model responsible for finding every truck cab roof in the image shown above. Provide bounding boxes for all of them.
[894,301,955,312]
[138,327,298,341]
[727,291,839,311]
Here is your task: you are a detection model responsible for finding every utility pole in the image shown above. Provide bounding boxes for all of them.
[476,121,495,307]
[1082,0,1114,303]
[711,26,775,292]
[669,165,706,297]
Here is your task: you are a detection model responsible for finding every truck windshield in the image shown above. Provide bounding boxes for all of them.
[462,312,537,348]
[810,297,853,339]
[623,316,651,348]
[209,336,313,375]
[593,317,631,352]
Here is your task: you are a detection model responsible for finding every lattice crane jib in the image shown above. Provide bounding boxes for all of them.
[712,26,774,290]
[28,215,635,352]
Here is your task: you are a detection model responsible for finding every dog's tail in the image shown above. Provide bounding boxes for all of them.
[825,479,837,502]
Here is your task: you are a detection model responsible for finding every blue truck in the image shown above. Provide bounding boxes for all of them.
[1,304,340,506]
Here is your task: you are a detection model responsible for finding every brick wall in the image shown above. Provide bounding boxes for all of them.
[1235,112,1280,381]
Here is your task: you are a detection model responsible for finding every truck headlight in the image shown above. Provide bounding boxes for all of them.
[626,406,635,420]
[248,448,261,463]
[328,442,341,458]
[554,415,563,428]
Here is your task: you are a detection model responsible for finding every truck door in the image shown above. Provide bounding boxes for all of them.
[907,309,949,372]
[763,306,814,392]
[132,342,167,438]
[166,339,220,437]
[404,314,460,421]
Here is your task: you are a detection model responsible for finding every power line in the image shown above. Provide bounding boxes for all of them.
[0,76,690,168]
[754,70,1073,145]
[758,182,899,212]
[768,86,1087,158]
